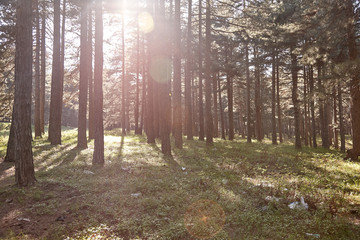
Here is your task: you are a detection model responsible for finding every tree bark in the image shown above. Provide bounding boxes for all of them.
[291,48,301,149]
[173,0,183,148]
[213,72,218,137]
[198,0,204,141]
[88,6,94,140]
[254,46,262,142]
[13,0,36,186]
[121,14,127,136]
[185,0,193,140]
[40,3,46,134]
[276,53,282,143]
[92,0,104,167]
[347,0,360,159]
[78,0,88,149]
[303,66,308,146]
[226,43,234,141]
[205,0,213,145]
[246,43,251,143]
[34,0,41,138]
[135,11,140,135]
[48,0,62,145]
[271,50,277,144]
[338,83,345,152]
[218,78,225,140]
[309,65,317,147]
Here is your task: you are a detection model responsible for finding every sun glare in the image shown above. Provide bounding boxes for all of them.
[138,11,154,33]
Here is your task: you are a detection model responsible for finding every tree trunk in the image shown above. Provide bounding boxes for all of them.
[40,3,46,134]
[245,44,251,143]
[198,0,204,141]
[254,46,261,142]
[205,0,213,145]
[78,0,88,149]
[146,0,155,144]
[303,66,308,146]
[121,14,126,136]
[338,83,345,152]
[185,0,193,140]
[139,34,146,135]
[218,78,225,140]
[173,0,182,148]
[347,0,360,159]
[309,65,317,148]
[13,0,36,186]
[271,50,277,144]
[48,0,62,145]
[34,0,41,138]
[88,6,94,140]
[276,53,282,143]
[5,114,15,162]
[92,0,104,167]
[291,48,301,149]
[135,12,140,135]
[333,87,339,149]
[213,72,218,137]
[226,43,234,141]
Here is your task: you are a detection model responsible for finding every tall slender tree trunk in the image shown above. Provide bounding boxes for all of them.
[92,0,104,167]
[40,4,46,134]
[158,0,172,155]
[48,0,62,145]
[333,87,339,149]
[347,0,360,159]
[246,43,251,143]
[309,66,317,147]
[198,0,204,141]
[146,0,155,144]
[205,0,213,145]
[12,0,36,186]
[338,83,345,152]
[218,78,225,140]
[226,43,234,141]
[88,6,95,140]
[34,0,41,138]
[173,0,183,148]
[303,66,309,146]
[135,13,140,135]
[318,62,329,148]
[121,14,126,136]
[276,53,282,143]
[213,72,218,137]
[291,48,301,149]
[140,34,146,134]
[271,50,277,144]
[254,46,261,142]
[185,0,193,140]
[78,0,88,149]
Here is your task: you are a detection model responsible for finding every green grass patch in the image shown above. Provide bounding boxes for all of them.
[0,127,359,239]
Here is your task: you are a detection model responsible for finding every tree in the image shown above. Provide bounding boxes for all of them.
[205,0,213,145]
[121,12,127,136]
[173,0,182,148]
[291,46,301,149]
[40,1,46,134]
[346,0,360,160]
[271,50,277,144]
[34,0,41,138]
[92,0,104,167]
[88,3,95,140]
[12,0,36,186]
[48,0,62,145]
[78,0,88,149]
[185,0,193,140]
[198,0,205,141]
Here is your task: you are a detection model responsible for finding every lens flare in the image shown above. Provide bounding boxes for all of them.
[149,56,172,84]
[138,11,154,33]
[184,199,226,239]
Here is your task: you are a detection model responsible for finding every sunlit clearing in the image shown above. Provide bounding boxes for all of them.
[138,11,154,33]
[149,55,172,83]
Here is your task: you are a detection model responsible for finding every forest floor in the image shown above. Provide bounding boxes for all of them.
[0,125,360,239]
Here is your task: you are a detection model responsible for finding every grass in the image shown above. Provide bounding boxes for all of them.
[0,126,359,239]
